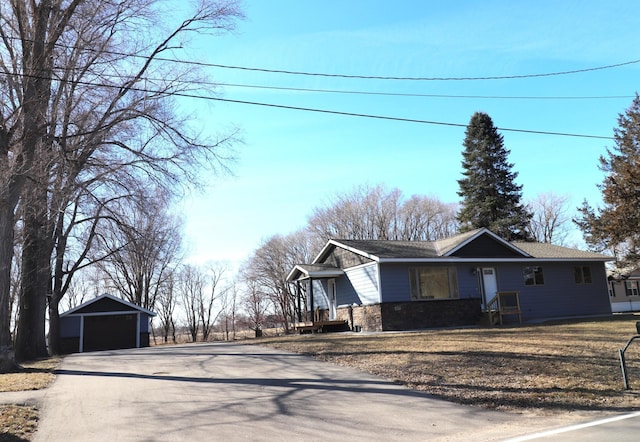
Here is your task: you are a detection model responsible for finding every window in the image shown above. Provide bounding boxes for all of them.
[625,280,639,297]
[524,266,544,286]
[574,266,592,284]
[409,267,459,300]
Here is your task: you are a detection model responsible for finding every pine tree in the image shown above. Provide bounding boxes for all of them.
[457,112,531,240]
[576,94,640,263]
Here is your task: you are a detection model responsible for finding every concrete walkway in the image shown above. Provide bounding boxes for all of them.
[30,343,591,441]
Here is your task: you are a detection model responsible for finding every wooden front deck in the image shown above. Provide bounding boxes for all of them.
[294,320,349,334]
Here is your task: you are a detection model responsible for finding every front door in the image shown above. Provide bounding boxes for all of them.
[328,279,337,320]
[481,268,498,309]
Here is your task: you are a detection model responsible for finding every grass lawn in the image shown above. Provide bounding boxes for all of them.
[0,357,61,441]
[251,316,640,413]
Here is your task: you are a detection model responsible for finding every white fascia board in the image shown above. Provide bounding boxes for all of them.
[311,240,338,264]
[64,310,148,318]
[312,239,381,264]
[377,257,612,264]
[307,270,345,278]
[286,265,306,282]
[287,266,344,281]
[61,293,156,317]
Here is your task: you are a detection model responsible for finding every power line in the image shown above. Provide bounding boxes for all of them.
[197,59,640,81]
[208,96,614,140]
[217,82,634,101]
[13,63,634,101]
[7,35,640,82]
[0,70,615,140]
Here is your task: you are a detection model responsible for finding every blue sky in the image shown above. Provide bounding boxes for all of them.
[177,0,640,266]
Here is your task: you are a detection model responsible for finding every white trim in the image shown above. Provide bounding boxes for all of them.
[79,316,84,353]
[136,312,141,348]
[286,264,344,281]
[313,239,380,264]
[377,257,611,263]
[61,293,156,317]
[65,310,144,318]
[504,410,640,441]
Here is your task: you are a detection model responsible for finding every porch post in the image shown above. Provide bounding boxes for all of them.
[309,278,314,323]
[296,281,302,322]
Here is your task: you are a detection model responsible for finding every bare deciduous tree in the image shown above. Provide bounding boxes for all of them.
[156,272,177,344]
[220,283,239,341]
[526,192,573,245]
[241,230,315,334]
[0,0,243,367]
[200,264,227,342]
[98,192,182,312]
[179,264,204,343]
[308,184,458,242]
[242,278,269,337]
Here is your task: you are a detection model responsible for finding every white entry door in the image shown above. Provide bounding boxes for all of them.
[328,279,337,320]
[482,268,498,308]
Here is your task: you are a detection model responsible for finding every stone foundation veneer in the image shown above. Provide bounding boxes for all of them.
[337,298,482,332]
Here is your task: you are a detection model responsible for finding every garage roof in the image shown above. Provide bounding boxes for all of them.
[61,293,156,317]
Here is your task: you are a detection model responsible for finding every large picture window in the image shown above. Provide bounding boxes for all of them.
[524,267,544,286]
[409,267,459,300]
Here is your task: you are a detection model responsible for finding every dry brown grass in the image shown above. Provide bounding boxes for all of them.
[0,405,38,441]
[250,316,640,413]
[0,358,60,393]
[0,358,61,441]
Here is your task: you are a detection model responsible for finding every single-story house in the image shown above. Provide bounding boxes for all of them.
[59,293,156,353]
[608,267,640,313]
[286,228,613,332]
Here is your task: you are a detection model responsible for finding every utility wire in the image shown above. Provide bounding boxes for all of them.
[8,64,634,101]
[209,96,613,140]
[1,69,615,140]
[198,59,640,81]
[217,82,634,100]
[7,35,640,82]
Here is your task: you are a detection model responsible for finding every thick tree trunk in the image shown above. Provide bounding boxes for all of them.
[48,300,61,355]
[0,201,19,372]
[14,185,50,361]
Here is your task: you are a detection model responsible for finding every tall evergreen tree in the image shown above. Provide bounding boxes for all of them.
[576,94,640,263]
[457,112,531,240]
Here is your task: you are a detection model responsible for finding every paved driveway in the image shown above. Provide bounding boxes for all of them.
[34,343,598,441]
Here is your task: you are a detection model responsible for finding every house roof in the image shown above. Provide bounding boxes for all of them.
[61,293,156,317]
[286,263,344,282]
[511,242,611,260]
[311,228,612,265]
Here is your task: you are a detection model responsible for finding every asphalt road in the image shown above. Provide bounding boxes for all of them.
[31,343,636,441]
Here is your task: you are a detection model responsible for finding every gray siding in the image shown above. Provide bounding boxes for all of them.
[494,262,611,321]
[140,314,151,333]
[311,279,328,309]
[377,261,610,322]
[60,315,81,338]
[336,263,380,306]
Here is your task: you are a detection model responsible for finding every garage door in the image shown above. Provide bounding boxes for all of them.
[83,314,137,352]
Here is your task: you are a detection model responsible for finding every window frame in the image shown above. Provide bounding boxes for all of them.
[523,266,544,286]
[625,280,639,297]
[409,266,459,300]
[574,266,592,284]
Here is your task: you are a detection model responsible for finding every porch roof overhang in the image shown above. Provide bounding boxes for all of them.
[286,264,344,282]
